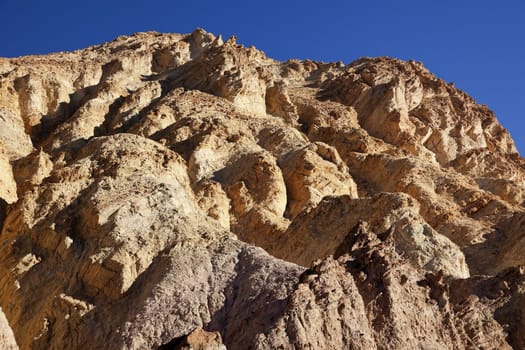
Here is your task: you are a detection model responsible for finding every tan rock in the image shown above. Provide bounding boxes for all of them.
[280,141,358,218]
[0,30,524,350]
[265,80,298,123]
[12,148,52,196]
[0,107,33,160]
[193,179,231,230]
[0,149,17,204]
[0,308,17,350]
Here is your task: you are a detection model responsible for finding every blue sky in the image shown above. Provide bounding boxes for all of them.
[2,1,524,154]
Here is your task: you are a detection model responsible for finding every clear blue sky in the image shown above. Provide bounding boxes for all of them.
[2,1,524,154]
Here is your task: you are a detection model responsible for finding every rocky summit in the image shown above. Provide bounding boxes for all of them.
[0,29,524,349]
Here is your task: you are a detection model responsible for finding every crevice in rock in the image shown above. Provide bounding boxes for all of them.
[157,327,225,350]
[32,84,98,147]
[0,198,7,233]
[157,336,185,350]
[119,80,173,133]
[93,96,127,137]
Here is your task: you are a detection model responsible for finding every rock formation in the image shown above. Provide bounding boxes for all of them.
[0,29,524,349]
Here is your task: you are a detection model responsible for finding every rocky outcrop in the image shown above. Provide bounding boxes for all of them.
[0,29,524,349]
[259,229,514,350]
[269,194,470,278]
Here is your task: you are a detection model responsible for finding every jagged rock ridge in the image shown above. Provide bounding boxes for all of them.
[0,29,524,349]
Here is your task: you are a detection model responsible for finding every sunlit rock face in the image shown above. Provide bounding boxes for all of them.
[0,29,524,349]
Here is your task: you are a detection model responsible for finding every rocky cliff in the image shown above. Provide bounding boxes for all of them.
[0,29,524,349]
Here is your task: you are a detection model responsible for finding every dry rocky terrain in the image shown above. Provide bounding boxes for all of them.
[0,29,525,349]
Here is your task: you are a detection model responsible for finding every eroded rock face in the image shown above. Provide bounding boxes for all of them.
[0,29,524,349]
[259,231,514,350]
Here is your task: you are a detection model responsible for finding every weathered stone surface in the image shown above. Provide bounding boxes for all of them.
[0,29,524,349]
[0,308,17,349]
[258,230,512,350]
[0,149,18,204]
[280,141,358,218]
[269,194,470,278]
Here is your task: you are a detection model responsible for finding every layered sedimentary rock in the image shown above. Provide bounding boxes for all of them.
[0,29,524,349]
